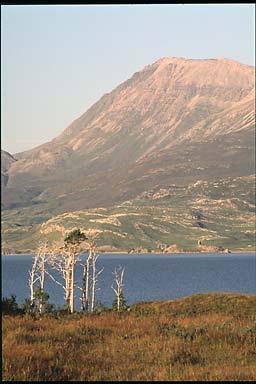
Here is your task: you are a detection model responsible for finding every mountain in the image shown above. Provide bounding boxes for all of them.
[1,150,17,187]
[1,57,255,252]
[2,57,255,213]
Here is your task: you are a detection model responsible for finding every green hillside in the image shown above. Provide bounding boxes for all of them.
[2,175,255,254]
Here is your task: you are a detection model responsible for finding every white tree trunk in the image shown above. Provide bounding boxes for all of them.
[29,253,39,303]
[91,254,96,312]
[38,252,46,314]
[70,252,75,313]
[111,266,125,312]
[85,249,92,311]
[46,246,73,312]
[81,262,87,311]
[29,242,49,313]
[90,252,104,312]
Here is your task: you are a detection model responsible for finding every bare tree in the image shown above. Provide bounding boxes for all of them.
[28,241,48,313]
[66,244,76,314]
[29,253,41,304]
[80,237,103,312]
[91,251,104,312]
[111,266,125,312]
[81,248,92,312]
[64,229,87,313]
[46,229,87,313]
[29,242,48,302]
[30,230,105,314]
[46,245,72,309]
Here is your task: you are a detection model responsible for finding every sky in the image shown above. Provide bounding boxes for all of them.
[1,4,255,154]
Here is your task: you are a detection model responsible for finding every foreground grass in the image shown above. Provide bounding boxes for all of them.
[2,293,256,381]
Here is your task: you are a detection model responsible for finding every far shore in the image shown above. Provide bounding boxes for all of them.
[2,250,256,256]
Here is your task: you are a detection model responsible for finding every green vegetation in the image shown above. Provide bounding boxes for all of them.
[2,293,256,381]
[2,176,255,254]
[2,295,22,315]
[112,291,128,312]
[64,228,88,246]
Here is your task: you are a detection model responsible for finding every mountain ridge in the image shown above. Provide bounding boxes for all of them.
[2,57,255,214]
[10,56,255,158]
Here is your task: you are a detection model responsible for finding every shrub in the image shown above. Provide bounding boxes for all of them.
[112,292,128,312]
[21,298,35,315]
[2,295,21,315]
[21,289,55,317]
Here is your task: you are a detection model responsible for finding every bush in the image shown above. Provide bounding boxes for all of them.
[21,298,35,315]
[34,287,50,313]
[93,300,109,313]
[21,288,55,317]
[2,295,21,315]
[112,292,128,312]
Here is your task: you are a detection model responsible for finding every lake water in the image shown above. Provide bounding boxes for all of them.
[2,253,256,311]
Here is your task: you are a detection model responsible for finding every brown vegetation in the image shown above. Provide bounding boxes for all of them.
[2,293,256,381]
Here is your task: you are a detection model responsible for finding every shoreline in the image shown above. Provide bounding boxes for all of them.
[2,250,256,256]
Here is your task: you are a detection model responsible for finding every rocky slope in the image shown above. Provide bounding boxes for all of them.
[2,57,255,212]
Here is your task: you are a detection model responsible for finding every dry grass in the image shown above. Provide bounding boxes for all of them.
[2,293,256,381]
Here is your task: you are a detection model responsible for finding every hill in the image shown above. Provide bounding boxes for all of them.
[2,175,255,253]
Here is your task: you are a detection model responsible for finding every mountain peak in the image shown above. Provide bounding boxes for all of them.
[153,56,253,66]
[2,57,255,212]
[147,56,254,91]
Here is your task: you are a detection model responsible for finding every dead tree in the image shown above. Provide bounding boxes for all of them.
[111,266,125,312]
[29,241,48,302]
[91,251,104,312]
[81,248,92,312]
[29,253,41,304]
[65,244,76,314]
[64,229,88,313]
[46,246,72,310]
[80,237,103,312]
[28,241,48,313]
[46,244,81,313]
[46,229,87,313]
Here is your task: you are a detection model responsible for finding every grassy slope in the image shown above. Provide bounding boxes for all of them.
[2,293,256,381]
[2,176,255,253]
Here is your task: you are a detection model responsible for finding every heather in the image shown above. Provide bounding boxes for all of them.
[2,293,256,381]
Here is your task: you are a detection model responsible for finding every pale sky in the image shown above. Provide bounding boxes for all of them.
[1,4,255,154]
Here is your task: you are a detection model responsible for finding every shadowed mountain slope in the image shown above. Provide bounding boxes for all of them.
[1,150,17,188]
